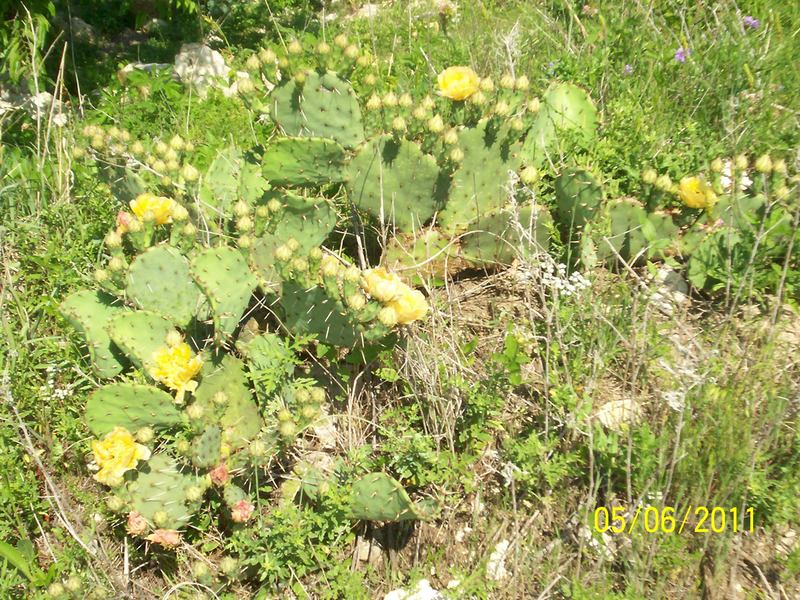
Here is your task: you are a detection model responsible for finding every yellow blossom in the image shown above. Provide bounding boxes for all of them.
[91,427,151,487]
[678,176,718,210]
[387,289,429,324]
[130,193,177,225]
[147,342,203,404]
[361,267,406,303]
[437,66,480,101]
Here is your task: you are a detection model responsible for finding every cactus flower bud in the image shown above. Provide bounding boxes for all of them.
[520,166,539,184]
[72,146,86,159]
[278,408,293,422]
[527,97,541,113]
[334,34,348,48]
[399,93,413,107]
[286,238,300,252]
[259,48,276,64]
[186,403,204,420]
[344,45,360,59]
[655,174,672,191]
[176,439,191,454]
[754,154,773,173]
[479,77,495,92]
[279,421,296,438]
[64,576,82,593]
[165,329,183,347]
[391,116,407,132]
[236,216,254,232]
[91,135,105,150]
[515,75,530,91]
[443,128,459,145]
[511,117,525,131]
[287,39,302,55]
[293,71,306,85]
[105,231,123,248]
[248,439,268,457]
[220,556,239,576]
[192,561,210,580]
[267,198,282,212]
[246,54,261,70]
[106,496,125,512]
[152,510,169,528]
[135,427,154,444]
[94,269,109,283]
[278,57,290,70]
[108,257,126,272]
[169,135,184,151]
[364,73,377,86]
[469,91,486,106]
[238,235,252,249]
[316,41,331,55]
[642,168,658,185]
[181,223,196,237]
[295,388,311,403]
[412,106,428,120]
[155,141,168,156]
[772,158,787,175]
[346,292,367,310]
[734,154,748,170]
[180,164,199,182]
[356,54,371,67]
[378,306,399,327]
[209,462,229,486]
[775,186,790,201]
[344,266,361,282]
[213,391,228,405]
[275,245,292,261]
[127,218,144,233]
[291,257,309,272]
[129,141,145,155]
[422,95,436,110]
[382,92,398,107]
[255,205,269,218]
[186,485,204,502]
[710,158,724,173]
[308,247,323,261]
[310,387,326,403]
[237,77,255,94]
[493,101,510,116]
[500,73,515,89]
[427,114,445,133]
[366,94,382,111]
[301,405,318,419]
[152,159,166,173]
[47,582,65,598]
[449,147,465,162]
[166,159,180,172]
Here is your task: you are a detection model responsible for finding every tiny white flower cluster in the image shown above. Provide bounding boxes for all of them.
[540,261,591,297]
[39,364,73,401]
[720,159,752,193]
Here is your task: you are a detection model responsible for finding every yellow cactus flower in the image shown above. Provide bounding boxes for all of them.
[678,176,718,210]
[147,343,203,404]
[387,289,429,325]
[91,426,151,487]
[437,66,480,101]
[130,193,176,225]
[361,267,406,303]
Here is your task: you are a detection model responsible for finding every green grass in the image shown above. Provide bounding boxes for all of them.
[0,0,798,598]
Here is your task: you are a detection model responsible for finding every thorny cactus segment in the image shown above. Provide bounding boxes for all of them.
[261,137,347,186]
[106,311,175,370]
[459,204,553,266]
[85,383,182,436]
[348,472,439,521]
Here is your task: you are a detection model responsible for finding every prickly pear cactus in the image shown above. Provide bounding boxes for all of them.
[554,168,604,239]
[261,137,346,187]
[349,472,439,521]
[86,383,182,436]
[460,204,553,266]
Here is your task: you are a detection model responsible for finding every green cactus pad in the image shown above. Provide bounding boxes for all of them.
[121,454,198,530]
[190,425,222,469]
[60,290,128,378]
[126,246,205,327]
[199,146,269,215]
[348,472,439,521]
[280,282,362,347]
[222,483,248,507]
[522,82,599,168]
[269,71,365,148]
[554,168,604,241]
[85,383,181,436]
[261,137,346,186]
[190,247,257,337]
[439,120,523,233]
[596,199,677,264]
[346,135,442,232]
[460,204,553,266]
[106,310,174,369]
[249,192,336,291]
[192,356,261,449]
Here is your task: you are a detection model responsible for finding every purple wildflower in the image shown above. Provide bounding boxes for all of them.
[743,15,760,29]
[674,47,690,63]
[623,64,633,75]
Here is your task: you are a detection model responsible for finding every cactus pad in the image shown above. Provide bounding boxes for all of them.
[199,146,269,215]
[460,204,553,266]
[106,311,175,369]
[349,472,438,521]
[120,454,198,530]
[280,282,362,347]
[60,290,128,378]
[126,246,205,327]
[596,199,677,264]
[439,120,523,233]
[269,71,365,148]
[261,137,346,186]
[346,135,442,232]
[554,168,604,240]
[190,247,258,337]
[190,425,222,469]
[85,383,182,436]
[384,229,460,278]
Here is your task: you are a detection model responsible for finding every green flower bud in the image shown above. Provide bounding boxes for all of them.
[275,245,292,261]
[64,576,82,593]
[176,439,191,454]
[286,238,300,252]
[155,141,168,156]
[160,176,172,187]
[182,223,196,237]
[277,409,293,422]
[152,510,169,528]
[378,306,399,327]
[391,116,407,132]
[500,73,515,89]
[236,216,254,232]
[293,71,306,85]
[105,231,123,248]
[106,496,125,512]
[278,57,290,70]
[469,91,486,106]
[186,485,205,502]
[192,561,210,579]
[169,135,184,151]
[279,421,296,438]
[213,391,228,405]
[775,186,790,201]
[287,39,303,55]
[427,114,445,133]
[310,387,325,403]
[220,556,239,576]
[421,95,436,110]
[180,164,199,182]
[520,166,539,184]
[493,101,510,116]
[301,405,318,419]
[398,93,413,107]
[344,266,361,282]
[237,78,255,94]
[186,403,204,420]
[510,117,525,131]
[135,427,154,444]
[259,48,276,64]
[108,127,120,138]
[642,168,658,185]
[152,159,166,173]
[108,257,126,272]
[246,54,261,70]
[449,147,464,162]
[72,146,86,159]
[295,388,311,403]
[366,94,382,111]
[412,106,428,120]
[527,97,541,113]
[734,154,748,170]
[346,292,367,310]
[479,78,494,92]
[443,128,459,145]
[317,41,331,55]
[344,45,360,60]
[334,34,348,48]
[382,92,398,107]
[514,75,530,91]
[47,582,65,598]
[166,159,180,172]
[90,135,105,150]
[773,158,787,175]
[655,174,672,191]
[710,158,724,173]
[94,269,109,283]
[364,73,377,86]
[267,198,282,212]
[255,205,269,218]
[238,235,252,249]
[754,154,773,173]
[248,439,268,457]
[291,257,309,272]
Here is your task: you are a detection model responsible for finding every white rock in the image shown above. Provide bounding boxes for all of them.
[383,579,442,600]
[173,43,230,97]
[593,398,641,431]
[356,3,380,18]
[486,539,511,581]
